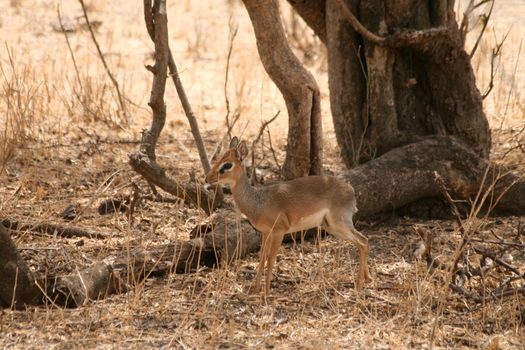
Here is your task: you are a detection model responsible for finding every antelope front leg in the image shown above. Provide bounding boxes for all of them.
[264,232,285,295]
[251,231,270,294]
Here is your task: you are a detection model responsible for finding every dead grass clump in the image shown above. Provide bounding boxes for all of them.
[0,48,44,173]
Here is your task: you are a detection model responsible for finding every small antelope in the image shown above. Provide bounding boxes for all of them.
[205,137,371,294]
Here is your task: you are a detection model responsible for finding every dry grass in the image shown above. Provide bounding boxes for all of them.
[0,1,524,349]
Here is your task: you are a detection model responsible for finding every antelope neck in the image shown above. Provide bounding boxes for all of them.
[231,172,262,220]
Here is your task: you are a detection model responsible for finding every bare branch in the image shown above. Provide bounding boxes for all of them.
[250,111,280,184]
[335,0,450,48]
[57,6,82,91]
[224,20,239,138]
[78,0,127,118]
[131,0,219,214]
[334,0,385,44]
[469,0,494,58]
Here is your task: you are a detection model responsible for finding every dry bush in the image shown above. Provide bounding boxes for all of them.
[0,49,44,172]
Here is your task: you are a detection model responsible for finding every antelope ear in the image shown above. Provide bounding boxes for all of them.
[229,136,239,149]
[237,140,248,161]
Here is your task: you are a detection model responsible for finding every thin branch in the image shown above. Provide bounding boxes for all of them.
[167,53,212,174]
[473,247,524,278]
[481,29,511,99]
[77,0,127,117]
[469,237,525,248]
[433,172,470,283]
[224,19,239,138]
[469,0,494,58]
[334,0,385,44]
[335,0,450,48]
[250,111,280,184]
[57,6,82,91]
[266,127,281,170]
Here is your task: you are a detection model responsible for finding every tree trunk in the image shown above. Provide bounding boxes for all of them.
[278,0,525,216]
[0,224,41,309]
[325,0,491,166]
[242,0,323,179]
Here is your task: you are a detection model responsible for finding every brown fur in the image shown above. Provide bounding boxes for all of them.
[206,137,371,294]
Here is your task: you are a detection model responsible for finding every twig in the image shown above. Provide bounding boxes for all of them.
[266,127,280,170]
[473,247,524,278]
[502,37,522,118]
[57,6,83,91]
[433,172,470,283]
[469,237,525,248]
[2,219,107,239]
[77,0,127,117]
[433,172,464,231]
[224,19,239,138]
[459,0,474,44]
[469,0,494,57]
[481,29,511,99]
[250,111,280,183]
[127,182,141,225]
[449,283,483,303]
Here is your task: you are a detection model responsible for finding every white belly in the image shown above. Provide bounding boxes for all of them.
[287,209,328,232]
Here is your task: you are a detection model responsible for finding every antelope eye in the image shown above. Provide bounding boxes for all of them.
[219,162,233,174]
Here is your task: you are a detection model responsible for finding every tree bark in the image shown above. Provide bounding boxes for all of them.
[323,0,491,166]
[242,0,323,179]
[326,0,367,167]
[0,224,41,309]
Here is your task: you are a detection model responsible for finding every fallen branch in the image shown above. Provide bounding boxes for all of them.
[473,247,524,279]
[1,219,107,239]
[2,211,260,308]
[129,152,215,215]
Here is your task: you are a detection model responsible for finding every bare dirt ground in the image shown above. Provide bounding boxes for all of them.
[1,1,524,348]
